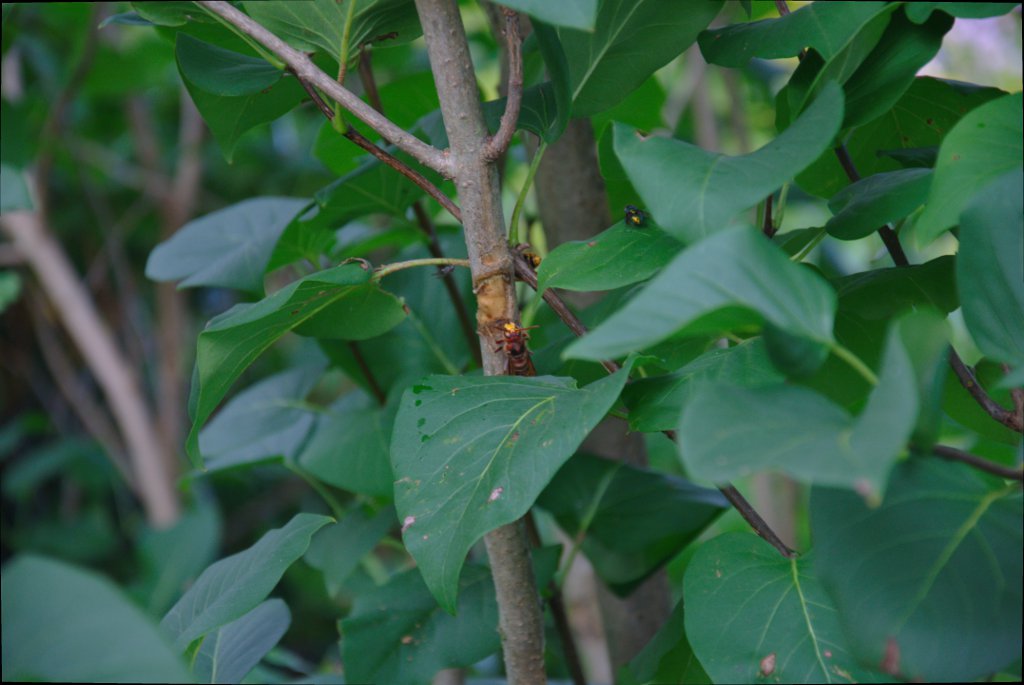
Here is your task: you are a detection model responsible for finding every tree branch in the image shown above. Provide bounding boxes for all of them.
[929,444,1023,481]
[483,9,523,161]
[415,0,546,680]
[293,72,463,223]
[196,0,451,176]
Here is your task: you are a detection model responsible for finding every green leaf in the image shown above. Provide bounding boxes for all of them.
[905,2,1021,22]
[564,227,836,363]
[623,339,783,433]
[537,453,726,592]
[618,599,710,685]
[956,169,1024,368]
[834,256,958,320]
[305,506,395,597]
[132,1,216,26]
[914,92,1023,244]
[826,168,933,241]
[340,565,501,685]
[147,197,308,296]
[561,0,722,117]
[185,263,405,467]
[812,459,1023,682]
[2,555,190,683]
[679,326,917,502]
[179,55,306,163]
[615,82,843,243]
[698,2,891,67]
[161,513,332,652]
[199,362,325,473]
[176,33,281,96]
[536,222,683,293]
[298,391,396,498]
[797,77,1004,198]
[529,20,571,141]
[495,0,596,31]
[0,163,33,212]
[192,599,290,685]
[243,0,421,63]
[840,7,953,129]
[684,533,886,684]
[314,152,430,225]
[391,365,633,612]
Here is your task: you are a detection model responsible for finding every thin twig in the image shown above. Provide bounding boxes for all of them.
[762,194,775,237]
[373,257,471,280]
[196,0,451,175]
[348,341,387,406]
[483,9,523,161]
[833,143,1021,434]
[929,444,1023,481]
[293,72,463,223]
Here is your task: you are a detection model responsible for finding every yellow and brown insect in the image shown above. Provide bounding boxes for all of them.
[513,243,542,270]
[624,204,648,228]
[494,320,538,376]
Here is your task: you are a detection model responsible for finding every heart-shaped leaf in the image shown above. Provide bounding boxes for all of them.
[563,226,836,363]
[614,82,843,243]
[391,365,632,611]
[812,459,1023,682]
[684,532,887,684]
[161,513,331,652]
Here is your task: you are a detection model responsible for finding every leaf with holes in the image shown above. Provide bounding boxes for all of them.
[684,532,888,684]
[391,364,632,612]
[812,459,1023,682]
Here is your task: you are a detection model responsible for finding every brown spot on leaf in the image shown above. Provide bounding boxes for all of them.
[881,637,900,675]
[401,635,414,645]
[759,652,776,677]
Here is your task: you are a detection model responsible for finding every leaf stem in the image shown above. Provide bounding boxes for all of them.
[831,343,879,386]
[287,463,345,519]
[555,463,621,588]
[926,444,1024,481]
[789,227,826,263]
[372,257,471,281]
[510,141,547,245]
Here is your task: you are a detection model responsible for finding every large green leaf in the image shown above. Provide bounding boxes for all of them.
[914,92,1023,244]
[161,513,331,651]
[495,0,596,30]
[186,263,405,467]
[391,366,632,612]
[618,599,710,685]
[905,2,1021,21]
[560,0,722,117]
[684,533,886,684]
[243,0,421,62]
[179,54,306,163]
[956,169,1024,369]
[297,390,396,498]
[537,453,726,593]
[340,565,500,685]
[2,555,190,683]
[614,82,843,243]
[796,77,1004,198]
[146,197,308,296]
[834,256,958,321]
[812,459,1023,682]
[536,221,682,293]
[192,599,290,685]
[623,339,783,433]
[314,151,430,225]
[199,362,325,473]
[679,326,916,502]
[176,33,282,96]
[563,227,836,363]
[698,2,890,67]
[839,7,953,130]
[825,168,933,241]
